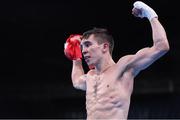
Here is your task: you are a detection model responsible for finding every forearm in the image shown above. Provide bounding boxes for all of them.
[71,60,84,82]
[150,18,170,51]
[133,1,169,51]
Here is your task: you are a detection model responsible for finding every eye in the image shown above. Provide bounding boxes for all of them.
[85,44,89,47]
[85,43,91,47]
[81,41,92,51]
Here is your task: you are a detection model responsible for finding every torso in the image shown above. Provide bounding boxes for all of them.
[85,64,134,120]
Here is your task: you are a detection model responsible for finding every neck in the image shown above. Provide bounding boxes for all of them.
[95,56,115,75]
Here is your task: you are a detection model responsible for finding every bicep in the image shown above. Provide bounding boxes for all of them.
[128,46,167,76]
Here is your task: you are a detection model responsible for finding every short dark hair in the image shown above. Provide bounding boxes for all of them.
[82,28,114,56]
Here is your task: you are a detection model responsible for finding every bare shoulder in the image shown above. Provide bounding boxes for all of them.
[112,55,136,78]
[87,69,96,76]
[117,55,135,65]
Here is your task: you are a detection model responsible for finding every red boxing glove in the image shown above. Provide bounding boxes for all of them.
[64,34,82,60]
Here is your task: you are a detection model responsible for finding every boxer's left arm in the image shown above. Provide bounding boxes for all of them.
[117,1,170,77]
[127,2,170,76]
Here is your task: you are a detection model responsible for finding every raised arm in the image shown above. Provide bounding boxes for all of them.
[71,60,86,90]
[64,35,86,90]
[118,1,170,77]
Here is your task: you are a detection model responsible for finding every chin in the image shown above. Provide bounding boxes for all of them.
[87,61,93,66]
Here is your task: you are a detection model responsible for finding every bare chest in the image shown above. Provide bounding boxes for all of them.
[85,73,131,118]
[86,73,129,103]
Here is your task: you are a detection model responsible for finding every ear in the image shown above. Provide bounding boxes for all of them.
[102,43,109,53]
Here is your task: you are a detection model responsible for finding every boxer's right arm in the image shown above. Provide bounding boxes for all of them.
[64,34,86,90]
[71,60,86,91]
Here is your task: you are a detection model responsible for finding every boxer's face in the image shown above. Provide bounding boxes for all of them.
[81,35,104,66]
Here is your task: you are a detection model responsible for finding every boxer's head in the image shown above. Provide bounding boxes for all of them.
[81,28,114,56]
[81,28,114,66]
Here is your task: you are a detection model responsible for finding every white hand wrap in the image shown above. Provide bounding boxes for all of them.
[133,1,158,21]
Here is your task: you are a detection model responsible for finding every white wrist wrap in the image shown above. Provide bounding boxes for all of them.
[133,1,158,21]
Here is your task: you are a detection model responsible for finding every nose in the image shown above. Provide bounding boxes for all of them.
[82,47,88,55]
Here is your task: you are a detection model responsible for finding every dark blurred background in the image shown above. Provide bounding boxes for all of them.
[0,0,179,119]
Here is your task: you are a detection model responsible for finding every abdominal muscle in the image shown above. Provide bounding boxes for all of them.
[85,74,132,120]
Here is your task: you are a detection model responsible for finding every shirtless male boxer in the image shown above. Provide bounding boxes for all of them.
[64,1,170,119]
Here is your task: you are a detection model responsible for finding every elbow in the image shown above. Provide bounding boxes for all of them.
[154,38,170,53]
[162,42,170,52]
[71,75,78,89]
[73,84,79,89]
[72,80,79,89]
[72,79,82,90]
[71,75,86,90]
[159,44,170,55]
[72,82,85,90]
[160,42,170,53]
[73,84,78,89]
[162,38,170,51]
